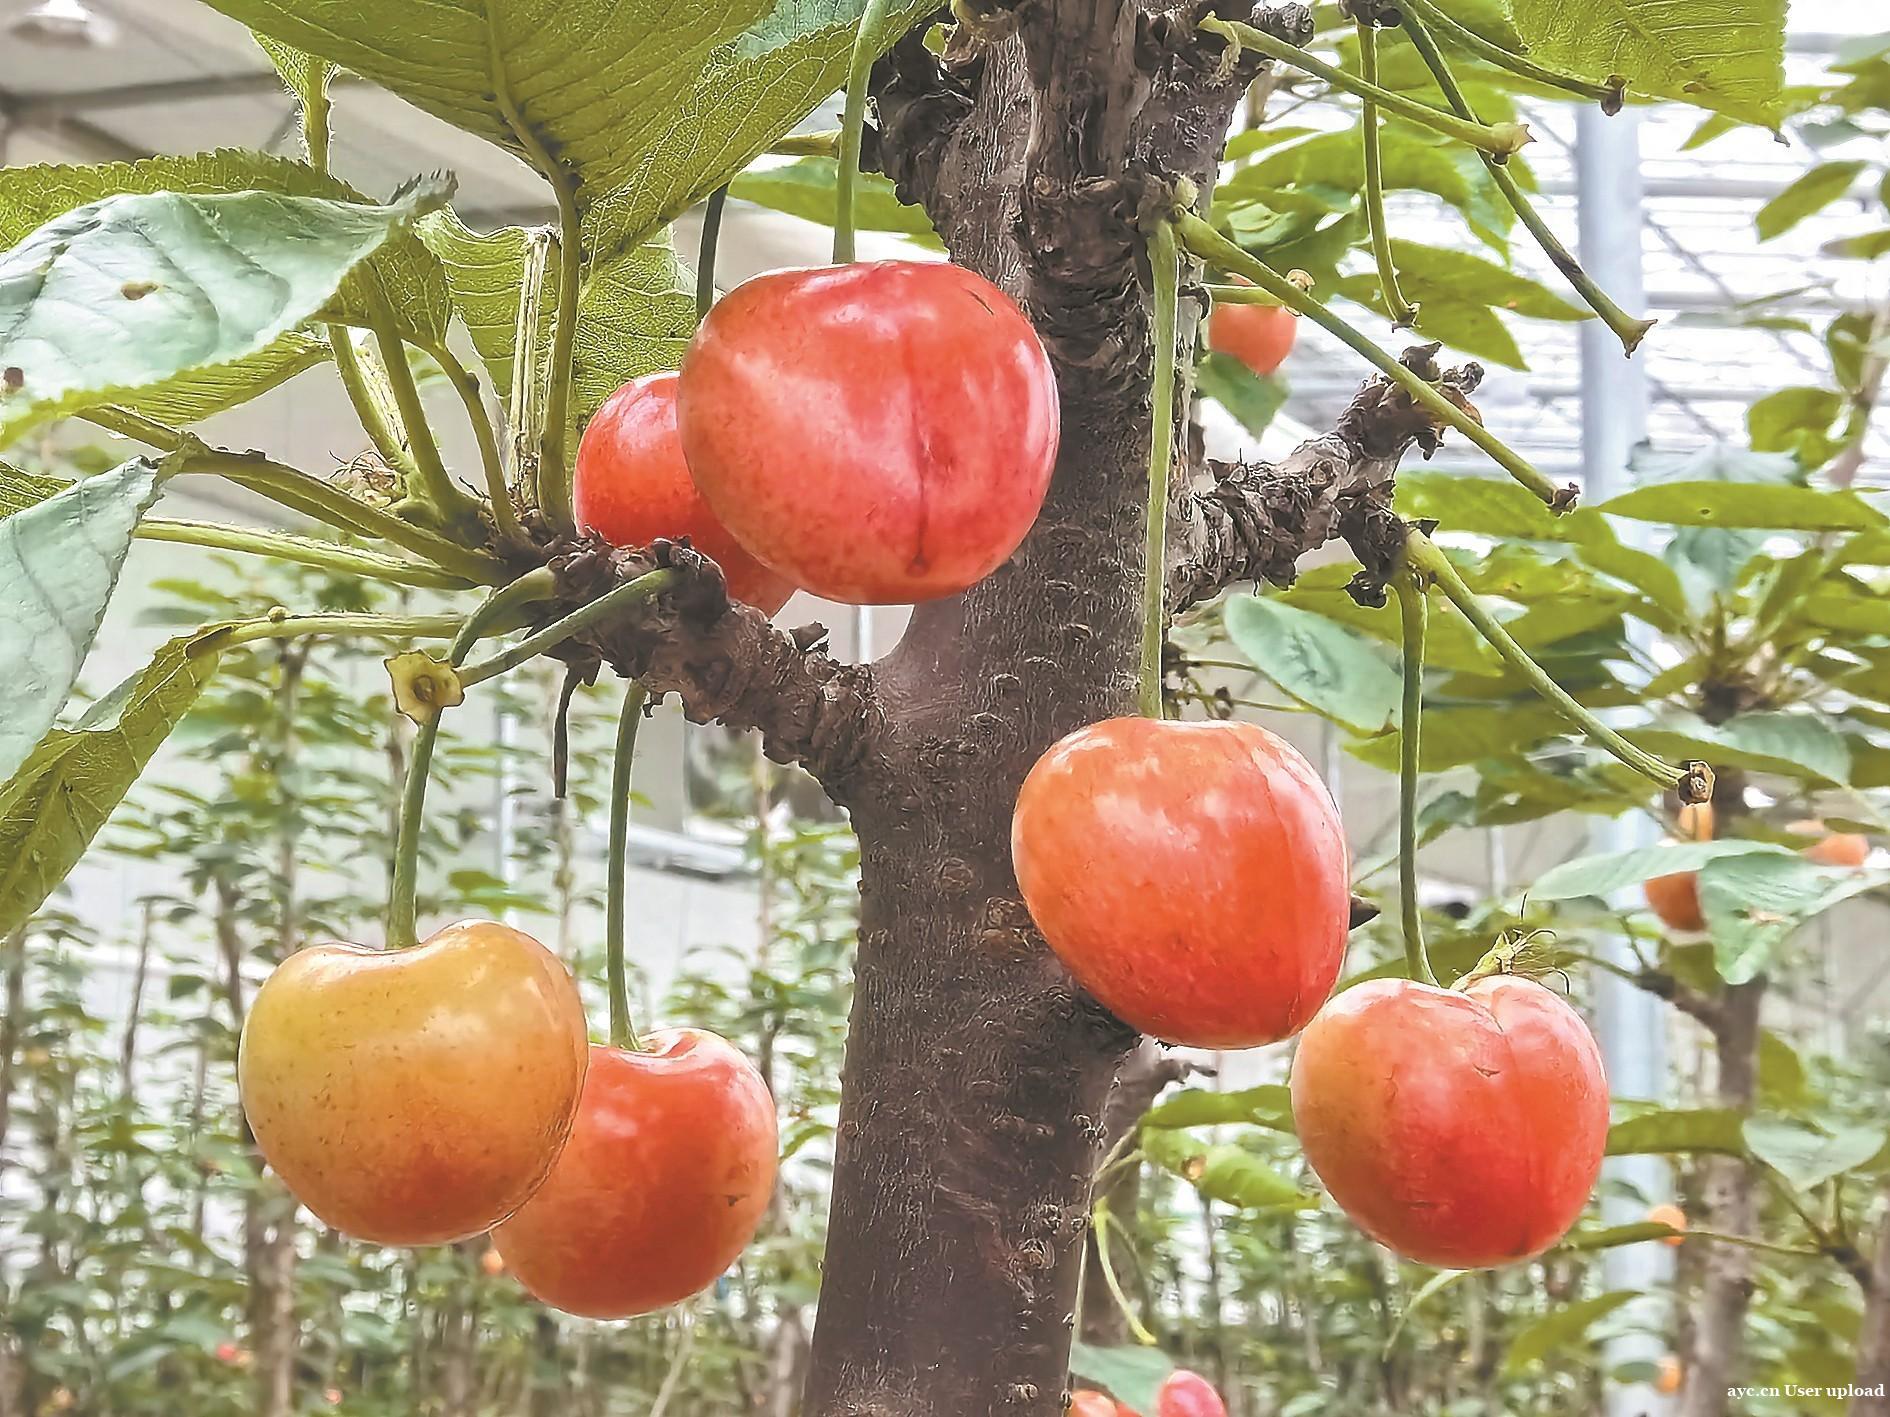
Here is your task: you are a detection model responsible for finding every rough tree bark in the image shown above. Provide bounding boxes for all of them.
[540,4,1490,1410]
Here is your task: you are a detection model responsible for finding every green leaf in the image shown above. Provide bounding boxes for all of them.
[727,158,940,245]
[1069,1343,1175,1415]
[0,182,448,442]
[1756,161,1869,240]
[1744,1118,1887,1190]
[0,457,165,786]
[1747,385,1846,464]
[1196,351,1289,438]
[1349,704,1570,774]
[1606,1108,1747,1157]
[1595,481,1884,532]
[1699,853,1887,984]
[1529,840,1789,903]
[0,628,225,938]
[1142,1085,1295,1133]
[1504,1292,1639,1375]
[0,458,70,520]
[1629,711,1852,786]
[1510,0,1786,125]
[1144,1131,1312,1211]
[1223,596,1403,734]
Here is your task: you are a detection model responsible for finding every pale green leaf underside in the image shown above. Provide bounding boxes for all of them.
[0,457,164,787]
[0,184,443,443]
[1510,0,1787,126]
[0,629,225,939]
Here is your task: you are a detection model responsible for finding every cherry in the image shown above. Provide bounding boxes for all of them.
[1644,869,1704,932]
[1208,282,1296,376]
[238,919,588,1246]
[1646,1202,1687,1246]
[678,260,1059,604]
[1070,1391,1129,1417]
[1292,975,1608,1269]
[574,372,795,615]
[1157,1370,1227,1417]
[1011,717,1349,1048]
[1792,819,1869,868]
[493,1028,778,1319]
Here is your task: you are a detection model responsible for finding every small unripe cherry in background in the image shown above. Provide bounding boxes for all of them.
[238,920,588,1247]
[1792,819,1870,868]
[1012,718,1348,1048]
[1647,1202,1687,1246]
[574,373,795,615]
[1208,281,1296,376]
[493,1029,777,1319]
[1644,870,1704,933]
[1655,1356,1684,1395]
[1157,1369,1227,1417]
[479,1246,506,1277]
[679,260,1059,605]
[1292,975,1608,1269]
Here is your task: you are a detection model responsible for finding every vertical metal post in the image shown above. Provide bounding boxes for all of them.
[1575,104,1671,1415]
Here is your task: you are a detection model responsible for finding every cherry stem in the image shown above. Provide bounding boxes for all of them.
[1357,21,1419,329]
[1397,9,1654,355]
[698,184,729,320]
[386,570,558,950]
[456,568,677,690]
[606,682,651,1052]
[834,0,897,264]
[1140,215,1182,720]
[1091,1199,1158,1346]
[1394,569,1439,987]
[1404,531,1710,801]
[1172,211,1570,510]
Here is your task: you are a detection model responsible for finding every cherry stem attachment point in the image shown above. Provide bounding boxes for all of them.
[1199,15,1531,159]
[1141,216,1182,720]
[607,681,651,1052]
[1357,21,1419,330]
[834,0,898,264]
[698,185,728,321]
[1174,212,1573,511]
[1404,531,1712,803]
[457,567,676,690]
[1393,569,1439,987]
[386,569,558,950]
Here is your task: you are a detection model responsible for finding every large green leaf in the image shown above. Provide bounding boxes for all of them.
[1628,711,1852,786]
[727,158,940,245]
[1142,1085,1295,1134]
[1224,595,1403,734]
[1606,1107,1747,1157]
[1503,1292,1639,1375]
[1595,481,1885,532]
[1756,162,1869,241]
[0,458,70,520]
[1509,0,1787,125]
[1144,1131,1312,1211]
[1743,1117,1887,1190]
[1069,1344,1174,1416]
[1699,853,1888,984]
[1529,840,1788,902]
[0,182,447,442]
[1195,352,1289,438]
[0,628,225,938]
[0,457,165,786]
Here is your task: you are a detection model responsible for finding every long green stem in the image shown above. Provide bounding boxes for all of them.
[301,62,332,172]
[1405,531,1705,797]
[607,682,651,1052]
[386,571,558,949]
[1141,218,1182,719]
[1394,571,1438,986]
[138,519,474,589]
[1200,16,1531,158]
[1399,12,1654,354]
[420,338,520,544]
[1092,1201,1159,1347]
[835,0,898,264]
[697,186,728,320]
[329,327,420,480]
[1174,212,1571,509]
[509,229,553,505]
[1397,0,1624,108]
[458,568,678,690]
[210,612,464,652]
[1357,22,1419,329]
[368,306,474,527]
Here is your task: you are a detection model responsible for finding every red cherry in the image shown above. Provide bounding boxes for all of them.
[1157,1369,1227,1417]
[493,1029,778,1318]
[679,260,1059,605]
[1208,284,1296,376]
[1644,869,1704,932]
[1011,718,1349,1048]
[214,1342,240,1365]
[574,373,795,615]
[1292,975,1608,1268]
[1070,1391,1126,1417]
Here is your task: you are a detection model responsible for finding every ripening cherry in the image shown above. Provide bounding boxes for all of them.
[678,260,1060,604]
[493,1029,778,1319]
[239,920,588,1247]
[1292,975,1608,1268]
[574,372,796,615]
[1208,280,1296,376]
[1157,1370,1227,1417]
[1644,869,1704,932]
[1070,1391,1130,1417]
[1792,819,1870,868]
[1646,1202,1687,1246]
[1011,718,1349,1048]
